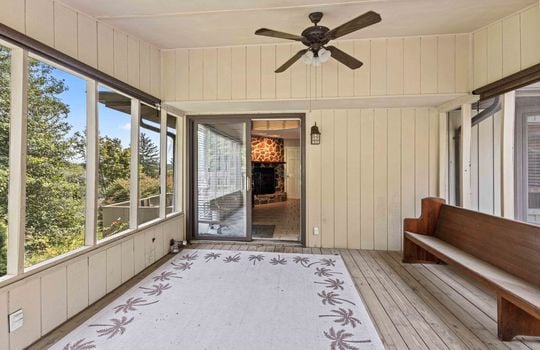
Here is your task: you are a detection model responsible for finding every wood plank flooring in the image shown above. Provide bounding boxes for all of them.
[30,242,540,350]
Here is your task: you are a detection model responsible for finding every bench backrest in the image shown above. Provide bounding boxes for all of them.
[435,205,540,287]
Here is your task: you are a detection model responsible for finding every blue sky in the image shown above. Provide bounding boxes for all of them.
[52,65,169,161]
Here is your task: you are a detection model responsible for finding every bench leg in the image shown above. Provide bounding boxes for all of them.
[497,295,540,341]
[402,237,443,264]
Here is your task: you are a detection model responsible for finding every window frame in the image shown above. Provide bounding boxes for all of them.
[0,36,184,285]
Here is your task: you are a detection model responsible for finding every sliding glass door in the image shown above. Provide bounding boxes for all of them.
[193,120,251,240]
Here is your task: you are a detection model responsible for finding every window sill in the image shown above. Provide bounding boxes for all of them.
[0,212,183,290]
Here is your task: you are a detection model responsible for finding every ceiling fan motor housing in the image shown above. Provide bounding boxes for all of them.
[301,26,330,51]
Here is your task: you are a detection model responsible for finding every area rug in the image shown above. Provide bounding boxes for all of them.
[50,249,384,350]
[252,224,275,238]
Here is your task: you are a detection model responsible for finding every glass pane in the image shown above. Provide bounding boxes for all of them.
[97,86,131,239]
[527,115,540,224]
[25,58,86,266]
[0,45,11,276]
[138,105,160,225]
[166,114,177,214]
[196,122,246,237]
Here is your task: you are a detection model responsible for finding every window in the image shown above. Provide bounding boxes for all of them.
[138,104,161,224]
[0,44,11,276]
[166,114,177,214]
[25,57,87,266]
[97,85,132,239]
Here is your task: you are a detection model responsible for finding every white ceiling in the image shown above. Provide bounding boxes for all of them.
[59,0,537,49]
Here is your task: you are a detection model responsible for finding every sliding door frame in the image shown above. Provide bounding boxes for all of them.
[187,113,306,246]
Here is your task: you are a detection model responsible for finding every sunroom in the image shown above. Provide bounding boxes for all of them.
[0,0,539,349]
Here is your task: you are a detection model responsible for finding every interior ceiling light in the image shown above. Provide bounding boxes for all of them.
[303,47,331,66]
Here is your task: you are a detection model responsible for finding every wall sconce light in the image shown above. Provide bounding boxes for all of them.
[311,122,321,145]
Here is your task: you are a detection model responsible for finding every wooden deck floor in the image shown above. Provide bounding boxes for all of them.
[31,242,540,350]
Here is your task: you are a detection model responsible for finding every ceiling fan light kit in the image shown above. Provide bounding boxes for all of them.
[255,11,382,73]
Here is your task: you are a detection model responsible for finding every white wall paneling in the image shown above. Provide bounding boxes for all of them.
[472,4,540,89]
[162,34,470,102]
[306,108,438,250]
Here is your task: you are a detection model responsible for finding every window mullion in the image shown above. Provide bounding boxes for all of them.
[176,116,184,214]
[130,99,140,229]
[159,108,167,219]
[7,47,28,275]
[85,80,98,246]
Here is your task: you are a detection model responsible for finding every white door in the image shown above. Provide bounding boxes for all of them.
[285,141,301,199]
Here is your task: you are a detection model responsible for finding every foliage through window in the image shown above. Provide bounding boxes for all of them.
[138,105,161,224]
[25,57,87,266]
[97,86,132,239]
[0,44,11,276]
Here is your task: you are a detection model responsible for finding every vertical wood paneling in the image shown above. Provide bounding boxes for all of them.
[276,45,291,98]
[54,3,78,58]
[354,40,371,96]
[373,109,388,249]
[231,46,246,99]
[145,229,156,266]
[134,233,146,274]
[320,110,335,248]
[487,23,503,83]
[67,258,89,318]
[246,46,261,99]
[0,0,25,32]
[370,39,387,96]
[203,48,218,100]
[404,37,421,94]
[0,292,7,350]
[387,109,402,250]
[127,37,140,88]
[428,110,439,196]
[473,28,488,89]
[77,14,98,68]
[307,111,322,248]
[113,31,128,82]
[471,125,479,210]
[291,43,307,98]
[217,47,232,100]
[9,279,41,350]
[520,6,540,69]
[161,50,176,101]
[150,46,161,97]
[387,38,404,95]
[415,108,430,215]
[337,41,354,97]
[41,267,67,334]
[360,109,374,249]
[139,42,151,92]
[437,36,456,93]
[26,0,54,47]
[322,47,338,97]
[88,250,107,304]
[261,45,276,99]
[121,239,135,282]
[420,37,438,94]
[175,49,189,100]
[455,34,470,93]
[493,111,502,216]
[346,110,361,249]
[479,118,494,214]
[106,245,122,293]
[97,23,115,76]
[401,109,416,228]
[189,49,204,100]
[502,14,522,76]
[333,111,348,248]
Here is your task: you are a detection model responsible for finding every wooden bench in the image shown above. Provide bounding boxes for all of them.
[403,197,540,341]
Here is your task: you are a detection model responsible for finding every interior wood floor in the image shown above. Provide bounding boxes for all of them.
[30,242,540,350]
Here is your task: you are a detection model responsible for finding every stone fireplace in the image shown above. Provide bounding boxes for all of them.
[251,136,287,205]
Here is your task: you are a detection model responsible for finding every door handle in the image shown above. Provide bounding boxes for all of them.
[246,175,251,192]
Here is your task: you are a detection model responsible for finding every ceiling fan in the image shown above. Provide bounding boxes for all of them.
[255,11,381,73]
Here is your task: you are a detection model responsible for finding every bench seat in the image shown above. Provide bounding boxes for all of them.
[405,231,540,319]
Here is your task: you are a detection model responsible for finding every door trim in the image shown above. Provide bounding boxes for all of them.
[187,113,306,246]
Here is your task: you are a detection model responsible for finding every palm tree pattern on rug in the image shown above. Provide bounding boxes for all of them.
[57,249,376,349]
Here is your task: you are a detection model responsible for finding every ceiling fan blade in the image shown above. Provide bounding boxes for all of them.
[255,28,304,41]
[326,46,363,70]
[275,49,308,73]
[325,11,381,40]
